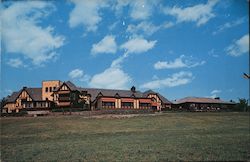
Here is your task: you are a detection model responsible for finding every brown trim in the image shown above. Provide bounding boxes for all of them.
[101,97,116,102]
[121,98,134,102]
[139,99,151,103]
[54,82,71,92]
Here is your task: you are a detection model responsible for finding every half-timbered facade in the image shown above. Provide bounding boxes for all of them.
[3,80,173,112]
[3,87,52,113]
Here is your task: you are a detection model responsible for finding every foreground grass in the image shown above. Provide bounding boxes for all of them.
[1,112,249,161]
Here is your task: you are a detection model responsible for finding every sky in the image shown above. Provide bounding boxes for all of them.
[0,0,249,101]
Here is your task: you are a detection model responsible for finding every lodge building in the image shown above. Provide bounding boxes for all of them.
[173,97,236,111]
[3,80,172,113]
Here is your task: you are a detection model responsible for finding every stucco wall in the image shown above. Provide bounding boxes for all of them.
[42,80,62,101]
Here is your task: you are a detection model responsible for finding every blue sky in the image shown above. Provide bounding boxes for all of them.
[1,0,249,101]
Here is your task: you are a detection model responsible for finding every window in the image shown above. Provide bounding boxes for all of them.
[27,103,31,108]
[139,103,151,109]
[102,102,115,109]
[53,87,56,90]
[45,87,48,92]
[49,87,52,92]
[121,102,133,108]
[41,102,45,107]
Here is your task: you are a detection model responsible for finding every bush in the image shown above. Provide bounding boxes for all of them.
[51,107,87,112]
[1,110,28,117]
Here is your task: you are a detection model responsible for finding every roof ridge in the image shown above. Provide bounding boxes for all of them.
[79,87,142,93]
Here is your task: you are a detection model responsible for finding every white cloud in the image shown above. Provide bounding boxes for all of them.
[129,0,156,20]
[113,0,159,20]
[226,34,249,57]
[109,37,157,68]
[210,89,221,98]
[69,69,84,79]
[110,54,128,68]
[162,21,175,28]
[120,37,157,54]
[140,71,193,89]
[89,67,132,89]
[163,0,218,26]
[91,35,117,55]
[208,49,219,58]
[6,58,26,68]
[89,36,157,89]
[126,21,174,36]
[108,21,119,31]
[69,0,108,32]
[127,22,160,36]
[211,89,221,94]
[213,17,246,35]
[154,55,205,70]
[1,1,65,66]
[68,68,90,82]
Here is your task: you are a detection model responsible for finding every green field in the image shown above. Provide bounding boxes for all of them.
[1,112,249,161]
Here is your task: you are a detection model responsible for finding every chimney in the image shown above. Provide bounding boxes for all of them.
[23,86,27,89]
[214,97,220,100]
[131,86,136,93]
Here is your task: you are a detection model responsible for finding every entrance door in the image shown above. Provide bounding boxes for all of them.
[152,106,157,111]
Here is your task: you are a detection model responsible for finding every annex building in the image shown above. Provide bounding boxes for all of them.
[3,80,172,113]
[173,97,235,111]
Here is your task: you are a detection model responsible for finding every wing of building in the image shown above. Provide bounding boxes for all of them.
[3,80,172,113]
[173,97,236,111]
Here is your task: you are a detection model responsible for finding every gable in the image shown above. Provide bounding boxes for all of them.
[59,84,70,91]
[17,90,33,101]
[148,94,161,103]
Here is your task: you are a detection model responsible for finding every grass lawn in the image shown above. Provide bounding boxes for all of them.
[1,112,249,161]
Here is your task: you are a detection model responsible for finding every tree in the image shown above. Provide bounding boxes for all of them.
[235,98,249,112]
[0,97,7,113]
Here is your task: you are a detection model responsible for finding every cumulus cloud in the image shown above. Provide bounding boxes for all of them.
[154,55,205,70]
[69,0,108,32]
[89,36,157,89]
[91,35,117,55]
[68,68,90,82]
[6,58,26,68]
[129,0,157,20]
[120,37,157,54]
[110,37,157,68]
[88,34,158,90]
[89,67,132,89]
[68,69,84,79]
[226,34,249,57]
[1,1,65,66]
[140,71,193,89]
[113,0,159,20]
[163,0,218,26]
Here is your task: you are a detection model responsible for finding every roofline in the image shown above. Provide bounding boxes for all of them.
[81,87,143,93]
[42,80,62,82]
[175,101,236,105]
[98,96,151,99]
